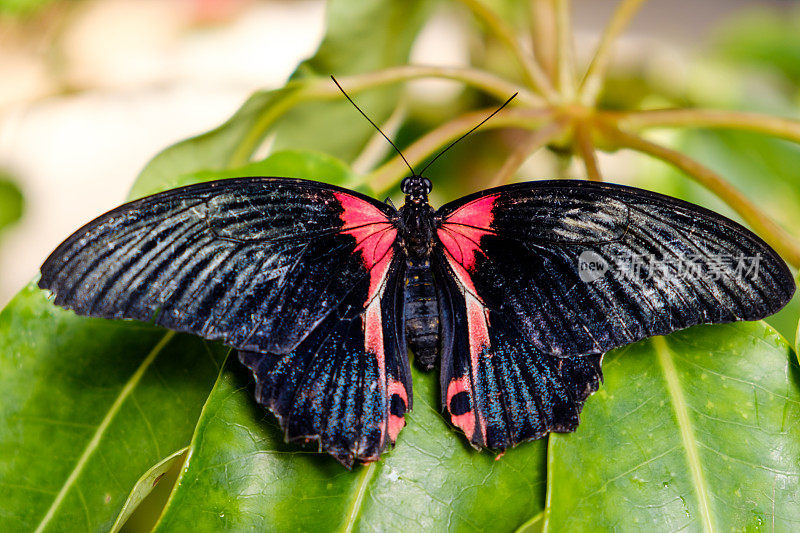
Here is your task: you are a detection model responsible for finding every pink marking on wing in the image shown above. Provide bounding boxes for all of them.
[443,250,491,444]
[437,224,492,271]
[334,191,397,270]
[335,191,391,227]
[466,293,490,353]
[441,248,480,298]
[445,193,498,227]
[437,194,498,272]
[446,377,475,439]
[364,245,394,306]
[361,246,396,448]
[364,249,393,369]
[387,379,408,442]
[389,379,408,403]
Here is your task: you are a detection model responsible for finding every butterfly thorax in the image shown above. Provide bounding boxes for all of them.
[398,176,440,370]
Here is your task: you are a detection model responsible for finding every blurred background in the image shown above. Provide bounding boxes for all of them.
[1,0,799,311]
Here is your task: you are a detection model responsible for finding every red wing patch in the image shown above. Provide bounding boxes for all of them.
[335,191,408,448]
[335,192,397,270]
[444,193,498,227]
[437,195,499,444]
[387,379,409,442]
[442,248,490,445]
[437,194,498,270]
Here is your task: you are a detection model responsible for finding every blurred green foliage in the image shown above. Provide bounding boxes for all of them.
[0,171,24,235]
[0,0,59,18]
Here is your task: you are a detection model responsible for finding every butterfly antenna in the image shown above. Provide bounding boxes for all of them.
[419,92,518,175]
[331,75,416,176]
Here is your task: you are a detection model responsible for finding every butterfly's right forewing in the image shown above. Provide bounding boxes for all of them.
[433,179,794,450]
[40,176,414,466]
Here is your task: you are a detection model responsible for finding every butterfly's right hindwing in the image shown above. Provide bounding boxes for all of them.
[435,247,603,449]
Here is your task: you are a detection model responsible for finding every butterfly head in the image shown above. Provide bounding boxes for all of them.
[401,175,432,205]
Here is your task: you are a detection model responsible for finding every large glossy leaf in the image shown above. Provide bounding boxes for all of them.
[111,448,188,533]
[128,86,301,200]
[0,146,363,531]
[176,149,356,189]
[0,285,227,531]
[152,360,546,532]
[543,322,800,531]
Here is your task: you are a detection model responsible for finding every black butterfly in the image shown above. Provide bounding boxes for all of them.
[39,172,795,467]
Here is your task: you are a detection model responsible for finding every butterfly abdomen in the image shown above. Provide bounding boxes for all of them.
[404,257,440,370]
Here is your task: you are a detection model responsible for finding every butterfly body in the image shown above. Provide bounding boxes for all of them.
[39,176,795,467]
[397,176,440,371]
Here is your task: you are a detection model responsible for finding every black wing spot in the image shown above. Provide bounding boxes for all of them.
[449,391,471,416]
[390,393,407,417]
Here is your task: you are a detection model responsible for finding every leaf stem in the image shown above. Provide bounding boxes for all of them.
[229,65,541,167]
[489,120,569,187]
[555,0,577,102]
[455,0,558,101]
[574,122,602,181]
[360,108,556,194]
[604,125,800,267]
[607,108,800,144]
[579,0,648,106]
[529,0,558,83]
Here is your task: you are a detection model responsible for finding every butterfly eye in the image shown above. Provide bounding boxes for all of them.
[400,177,412,194]
[423,177,432,194]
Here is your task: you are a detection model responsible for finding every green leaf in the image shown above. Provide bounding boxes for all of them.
[173,149,356,190]
[153,361,546,532]
[270,0,437,162]
[713,8,800,86]
[128,86,302,200]
[0,285,227,531]
[111,447,188,533]
[544,322,800,531]
[0,0,59,17]
[129,0,435,201]
[0,173,24,234]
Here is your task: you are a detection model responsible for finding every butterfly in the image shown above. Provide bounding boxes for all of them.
[38,171,795,467]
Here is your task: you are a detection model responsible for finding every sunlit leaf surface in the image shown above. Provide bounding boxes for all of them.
[545,322,800,531]
[153,361,546,532]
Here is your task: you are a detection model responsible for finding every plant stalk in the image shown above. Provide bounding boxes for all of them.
[579,0,648,106]
[361,108,556,194]
[574,122,602,181]
[489,120,570,187]
[230,65,540,166]
[608,108,800,144]
[455,0,558,101]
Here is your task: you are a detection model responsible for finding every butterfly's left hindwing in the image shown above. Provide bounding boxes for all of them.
[239,244,411,467]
